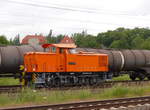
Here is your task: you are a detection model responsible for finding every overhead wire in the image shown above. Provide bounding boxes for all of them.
[1,0,142,17]
[13,0,131,15]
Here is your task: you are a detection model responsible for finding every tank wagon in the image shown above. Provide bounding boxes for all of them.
[23,44,109,86]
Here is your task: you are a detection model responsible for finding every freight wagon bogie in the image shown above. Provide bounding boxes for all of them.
[129,69,150,81]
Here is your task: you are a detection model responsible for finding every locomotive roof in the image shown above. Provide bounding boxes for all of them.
[42,43,77,48]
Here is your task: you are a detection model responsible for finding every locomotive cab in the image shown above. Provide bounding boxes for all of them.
[42,43,77,72]
[42,43,77,54]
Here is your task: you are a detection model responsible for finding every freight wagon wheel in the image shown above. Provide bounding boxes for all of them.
[129,73,136,81]
[147,76,150,80]
[129,75,136,81]
[138,76,145,80]
[137,73,145,81]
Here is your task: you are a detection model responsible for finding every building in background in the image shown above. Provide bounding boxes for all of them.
[60,36,75,44]
[21,34,46,45]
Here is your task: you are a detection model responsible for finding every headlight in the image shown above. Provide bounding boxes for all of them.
[33,68,35,71]
[24,68,27,71]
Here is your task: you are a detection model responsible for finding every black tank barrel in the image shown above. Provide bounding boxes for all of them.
[0,45,43,73]
[76,48,150,72]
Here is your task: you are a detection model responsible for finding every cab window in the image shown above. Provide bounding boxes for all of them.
[50,47,56,53]
[44,47,50,52]
[59,48,64,54]
[69,49,77,54]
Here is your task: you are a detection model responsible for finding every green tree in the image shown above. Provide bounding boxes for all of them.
[131,36,144,49]
[56,35,64,43]
[110,39,129,49]
[72,33,84,47]
[97,31,114,47]
[96,27,150,49]
[46,36,56,43]
[83,35,100,48]
[141,38,150,49]
[0,35,9,45]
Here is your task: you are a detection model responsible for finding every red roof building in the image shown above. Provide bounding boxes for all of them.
[60,36,75,44]
[21,35,46,45]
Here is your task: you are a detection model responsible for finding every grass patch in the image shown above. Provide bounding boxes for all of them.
[113,74,130,81]
[0,78,19,85]
[100,85,145,99]
[0,85,150,107]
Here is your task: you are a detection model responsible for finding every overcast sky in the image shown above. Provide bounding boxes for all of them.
[0,0,150,39]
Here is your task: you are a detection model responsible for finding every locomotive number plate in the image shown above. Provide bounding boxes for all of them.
[68,62,76,65]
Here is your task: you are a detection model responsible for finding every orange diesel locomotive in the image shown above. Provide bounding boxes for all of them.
[23,43,109,87]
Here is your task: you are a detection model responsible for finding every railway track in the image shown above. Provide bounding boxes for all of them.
[0,85,22,93]
[43,80,150,90]
[0,96,150,110]
[0,80,150,93]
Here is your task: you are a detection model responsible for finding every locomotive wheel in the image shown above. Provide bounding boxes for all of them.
[85,77,90,85]
[89,77,97,85]
[55,78,61,87]
[89,78,94,85]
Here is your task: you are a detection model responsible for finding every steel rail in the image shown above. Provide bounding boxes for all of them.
[0,85,22,93]
[0,96,150,110]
